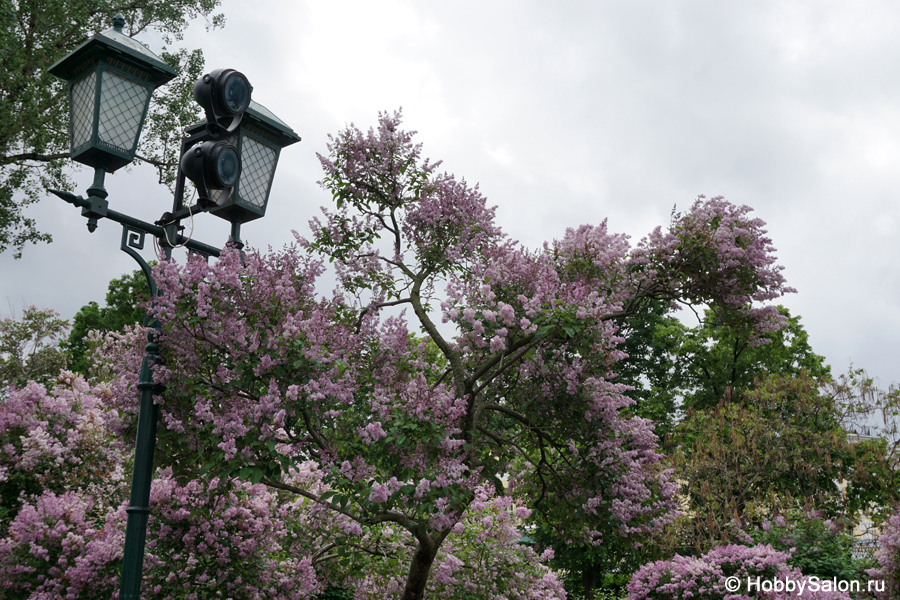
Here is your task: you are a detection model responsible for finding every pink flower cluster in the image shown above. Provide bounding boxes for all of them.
[635,196,794,343]
[868,511,900,599]
[0,375,130,513]
[0,490,123,598]
[142,470,321,599]
[0,373,323,599]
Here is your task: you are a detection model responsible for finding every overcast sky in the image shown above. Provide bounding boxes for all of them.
[3,0,899,389]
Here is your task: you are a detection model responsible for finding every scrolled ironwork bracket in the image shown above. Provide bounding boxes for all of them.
[120,224,159,297]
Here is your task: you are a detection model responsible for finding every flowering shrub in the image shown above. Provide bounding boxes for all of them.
[750,512,858,583]
[141,471,322,599]
[0,490,123,598]
[0,373,324,599]
[0,477,324,600]
[0,374,129,526]
[627,544,851,599]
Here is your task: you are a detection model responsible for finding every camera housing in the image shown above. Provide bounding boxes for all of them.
[192,68,253,135]
[180,140,242,207]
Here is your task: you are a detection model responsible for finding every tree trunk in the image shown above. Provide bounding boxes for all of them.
[400,540,438,600]
[583,563,599,600]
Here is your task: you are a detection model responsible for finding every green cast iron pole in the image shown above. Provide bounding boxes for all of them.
[50,182,221,597]
[119,316,163,599]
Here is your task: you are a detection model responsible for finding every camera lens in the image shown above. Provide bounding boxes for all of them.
[215,145,240,187]
[222,72,251,114]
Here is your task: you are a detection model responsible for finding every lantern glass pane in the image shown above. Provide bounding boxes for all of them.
[97,70,149,153]
[240,137,277,209]
[71,71,97,151]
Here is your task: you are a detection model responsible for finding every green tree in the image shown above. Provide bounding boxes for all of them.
[0,0,220,258]
[65,266,152,375]
[614,305,830,433]
[0,306,69,389]
[669,372,898,554]
[560,306,831,597]
[675,306,830,411]
[612,299,684,437]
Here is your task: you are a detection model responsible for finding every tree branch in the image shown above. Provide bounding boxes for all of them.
[261,476,362,523]
[355,297,413,331]
[469,336,541,399]
[0,151,69,165]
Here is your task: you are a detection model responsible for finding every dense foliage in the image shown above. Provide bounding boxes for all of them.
[0,306,69,389]
[0,372,324,599]
[65,267,152,375]
[614,304,829,434]
[668,371,898,553]
[749,513,859,583]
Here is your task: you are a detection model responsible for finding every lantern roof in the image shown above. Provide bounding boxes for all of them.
[48,14,176,86]
[244,102,302,147]
[186,101,301,149]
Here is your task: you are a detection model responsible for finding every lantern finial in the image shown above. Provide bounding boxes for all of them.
[112,14,126,33]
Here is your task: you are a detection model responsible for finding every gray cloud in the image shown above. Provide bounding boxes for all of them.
[3,0,899,387]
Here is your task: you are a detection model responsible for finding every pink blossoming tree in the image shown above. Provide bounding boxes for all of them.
[147,110,793,599]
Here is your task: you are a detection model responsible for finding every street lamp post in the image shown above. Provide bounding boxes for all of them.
[46,14,300,599]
